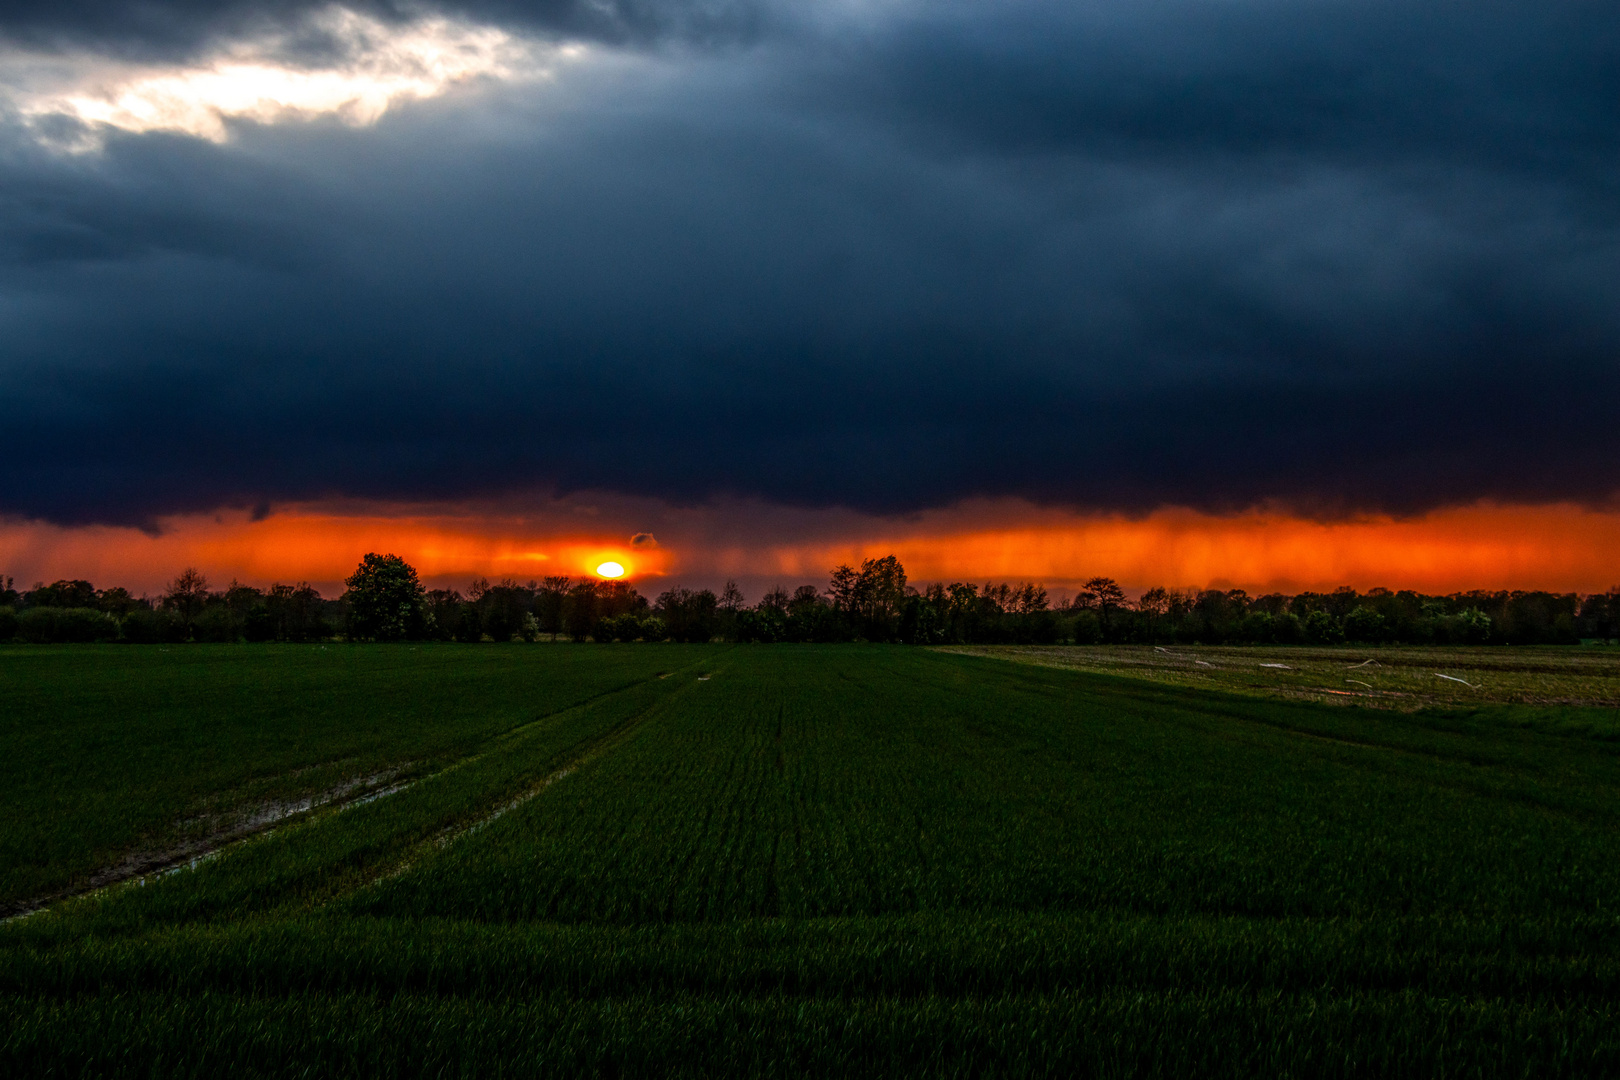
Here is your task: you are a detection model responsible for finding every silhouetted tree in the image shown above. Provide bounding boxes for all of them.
[827,565,859,614]
[477,578,533,642]
[536,576,570,641]
[1137,586,1170,642]
[564,581,599,642]
[835,555,906,640]
[596,581,648,620]
[717,579,745,639]
[901,588,948,644]
[266,583,330,641]
[95,586,142,616]
[657,587,719,643]
[423,588,465,641]
[1579,589,1620,641]
[343,553,426,641]
[1077,576,1127,639]
[161,568,211,634]
[26,579,98,609]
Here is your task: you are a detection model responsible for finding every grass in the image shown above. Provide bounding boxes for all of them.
[4,644,1619,1075]
[0,644,717,911]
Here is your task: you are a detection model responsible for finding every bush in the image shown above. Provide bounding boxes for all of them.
[1552,613,1580,645]
[121,607,188,644]
[1304,610,1344,645]
[1343,606,1387,644]
[18,607,119,643]
[732,609,781,643]
[1011,609,1061,645]
[1441,607,1493,645]
[0,606,18,642]
[597,614,643,642]
[638,616,668,642]
[193,606,241,643]
[453,605,484,643]
[1273,612,1305,644]
[243,605,276,642]
[1239,611,1275,643]
[1070,610,1103,645]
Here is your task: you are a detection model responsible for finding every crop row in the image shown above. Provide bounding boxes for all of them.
[0,644,718,910]
[352,648,1620,924]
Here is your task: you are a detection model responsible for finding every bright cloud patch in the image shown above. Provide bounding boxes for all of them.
[4,6,571,145]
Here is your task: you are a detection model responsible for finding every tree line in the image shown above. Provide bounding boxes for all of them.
[3,554,1618,646]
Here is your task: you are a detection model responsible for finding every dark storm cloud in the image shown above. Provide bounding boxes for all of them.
[0,0,761,59]
[0,0,1617,525]
[844,2,1620,169]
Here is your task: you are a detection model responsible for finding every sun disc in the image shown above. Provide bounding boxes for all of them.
[596,561,625,579]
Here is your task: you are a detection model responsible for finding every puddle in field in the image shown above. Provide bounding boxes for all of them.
[179,768,410,835]
[3,770,416,922]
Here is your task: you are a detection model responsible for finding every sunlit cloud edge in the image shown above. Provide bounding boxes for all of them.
[0,4,586,149]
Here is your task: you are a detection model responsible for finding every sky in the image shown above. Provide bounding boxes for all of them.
[0,0,1616,598]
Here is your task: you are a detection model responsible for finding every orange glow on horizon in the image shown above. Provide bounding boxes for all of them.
[0,500,1616,598]
[816,504,1620,596]
[0,507,673,596]
[707,502,1620,596]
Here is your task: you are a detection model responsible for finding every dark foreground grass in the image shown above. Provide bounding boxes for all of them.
[9,986,1612,1078]
[4,646,1618,1075]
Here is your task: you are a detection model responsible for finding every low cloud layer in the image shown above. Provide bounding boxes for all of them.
[1,0,1616,526]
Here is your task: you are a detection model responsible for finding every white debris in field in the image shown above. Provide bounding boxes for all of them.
[1196,660,1215,667]
[1259,663,1292,669]
[1432,673,1479,688]
[1348,679,1374,689]
[1347,659,1378,668]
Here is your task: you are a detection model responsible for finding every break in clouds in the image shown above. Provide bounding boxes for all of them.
[0,0,1616,526]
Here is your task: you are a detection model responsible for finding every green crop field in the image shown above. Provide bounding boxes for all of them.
[4,644,1619,1076]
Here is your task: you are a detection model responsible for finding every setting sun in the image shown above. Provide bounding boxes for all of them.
[595,561,625,579]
